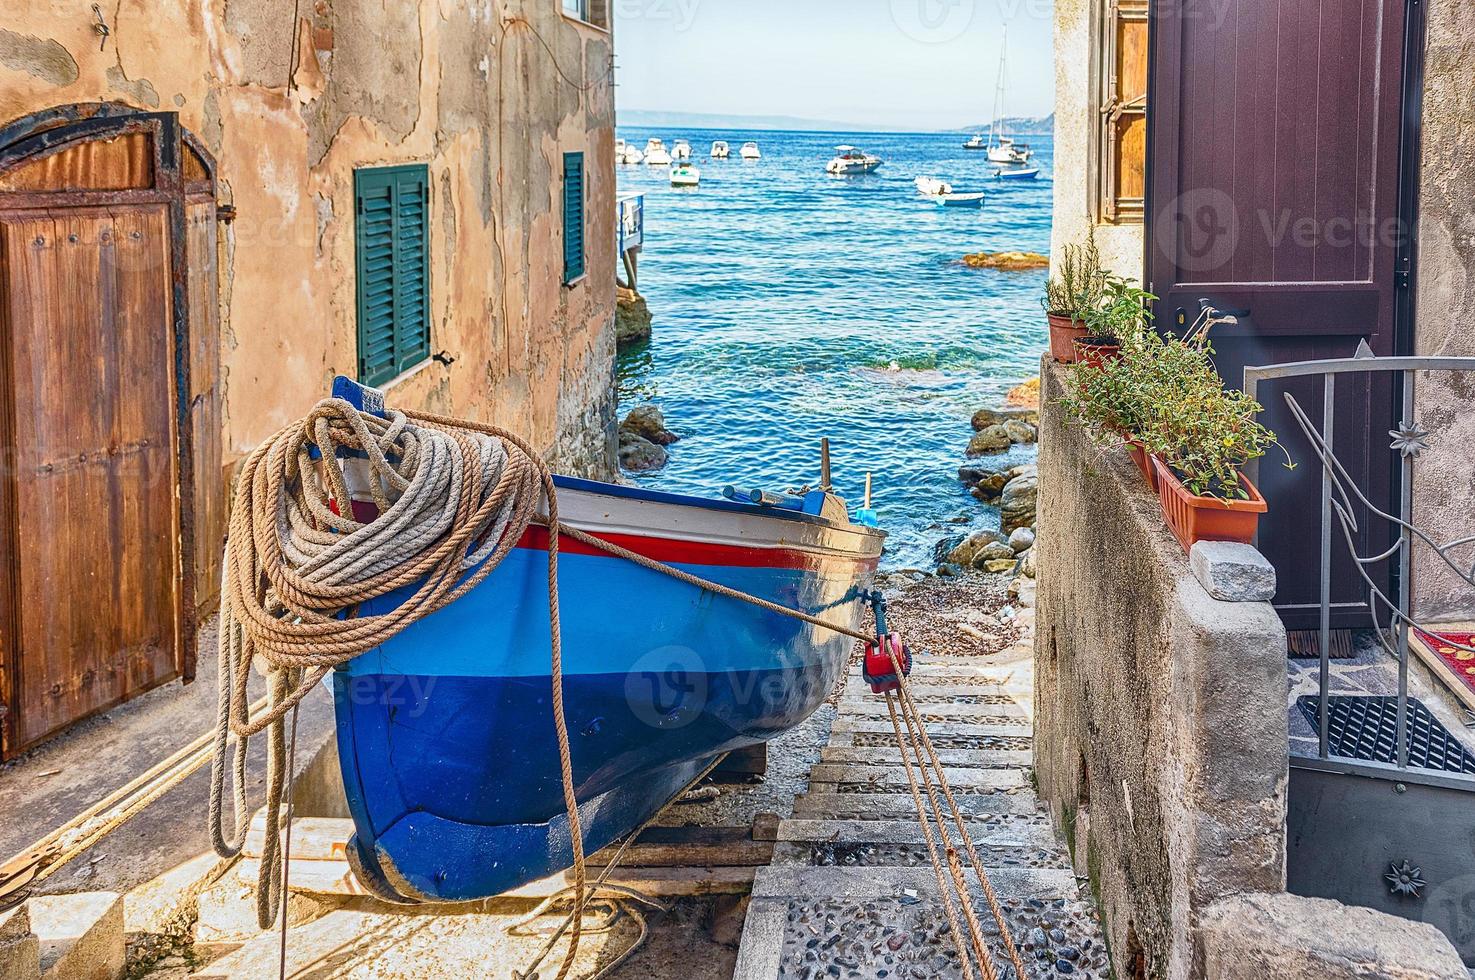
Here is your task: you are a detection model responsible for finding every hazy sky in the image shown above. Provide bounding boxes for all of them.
[612,0,1055,131]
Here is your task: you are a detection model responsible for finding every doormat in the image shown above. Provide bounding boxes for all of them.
[1296,695,1475,775]
[1287,629,1354,659]
[1412,625,1475,711]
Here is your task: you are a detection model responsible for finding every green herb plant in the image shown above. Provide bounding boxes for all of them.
[1041,229,1107,322]
[1081,275,1157,343]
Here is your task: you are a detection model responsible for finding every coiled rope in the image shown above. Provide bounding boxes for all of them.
[206,398,1021,980]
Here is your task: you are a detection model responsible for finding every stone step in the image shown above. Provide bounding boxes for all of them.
[791,789,1041,822]
[827,730,1033,753]
[775,818,1061,850]
[749,864,1079,902]
[773,839,1072,872]
[833,700,1029,721]
[841,680,1031,698]
[27,892,125,980]
[0,904,40,980]
[818,746,1033,768]
[805,764,1027,790]
[830,718,1029,737]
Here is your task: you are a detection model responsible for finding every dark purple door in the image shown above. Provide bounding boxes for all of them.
[1146,0,1411,630]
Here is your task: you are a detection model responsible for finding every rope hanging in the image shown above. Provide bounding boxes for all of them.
[207,397,1022,980]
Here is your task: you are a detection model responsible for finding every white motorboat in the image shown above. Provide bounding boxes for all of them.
[915,176,954,196]
[644,138,672,166]
[740,141,762,160]
[826,145,883,175]
[670,162,701,187]
[671,138,692,161]
[936,191,986,208]
[616,139,644,164]
[711,140,730,159]
[962,134,987,151]
[987,136,1033,165]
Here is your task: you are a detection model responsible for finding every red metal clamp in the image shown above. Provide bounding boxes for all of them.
[864,632,911,694]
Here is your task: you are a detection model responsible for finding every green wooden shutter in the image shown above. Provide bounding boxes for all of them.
[563,152,585,283]
[355,165,430,386]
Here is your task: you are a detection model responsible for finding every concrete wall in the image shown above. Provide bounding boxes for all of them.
[0,0,618,479]
[1410,0,1475,621]
[1035,359,1288,978]
[1050,0,1143,282]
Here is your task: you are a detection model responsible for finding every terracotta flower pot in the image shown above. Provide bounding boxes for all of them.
[1124,437,1157,490]
[1047,313,1088,364]
[1150,455,1267,553]
[1073,336,1122,369]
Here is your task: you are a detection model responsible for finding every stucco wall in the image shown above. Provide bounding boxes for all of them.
[0,0,617,479]
[1411,0,1475,620]
[1050,0,1143,282]
[1034,359,1288,978]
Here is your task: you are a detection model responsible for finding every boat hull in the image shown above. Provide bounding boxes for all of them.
[332,479,881,903]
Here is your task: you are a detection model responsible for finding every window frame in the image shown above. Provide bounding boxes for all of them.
[562,151,587,286]
[561,0,609,31]
[1090,0,1149,224]
[353,163,432,388]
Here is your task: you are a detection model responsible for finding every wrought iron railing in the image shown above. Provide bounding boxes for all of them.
[1245,349,1475,788]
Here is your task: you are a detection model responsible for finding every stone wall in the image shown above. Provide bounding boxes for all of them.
[1411,0,1475,620]
[1034,358,1288,978]
[1050,0,1143,282]
[0,0,618,480]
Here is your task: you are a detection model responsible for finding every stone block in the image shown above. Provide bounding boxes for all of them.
[29,892,124,980]
[1201,891,1467,980]
[1189,541,1277,602]
[0,934,41,980]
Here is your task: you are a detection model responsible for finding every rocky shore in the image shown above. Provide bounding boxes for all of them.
[618,404,680,472]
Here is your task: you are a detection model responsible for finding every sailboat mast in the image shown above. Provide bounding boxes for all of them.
[989,27,1008,150]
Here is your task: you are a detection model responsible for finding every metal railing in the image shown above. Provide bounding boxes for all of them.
[1245,348,1475,789]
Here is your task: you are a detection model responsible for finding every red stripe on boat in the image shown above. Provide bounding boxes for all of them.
[514,526,878,570]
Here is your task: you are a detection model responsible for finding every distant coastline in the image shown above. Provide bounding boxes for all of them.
[618,108,1053,135]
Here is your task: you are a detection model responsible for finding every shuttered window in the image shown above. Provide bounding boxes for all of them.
[563,152,586,284]
[354,164,430,387]
[1093,1,1148,223]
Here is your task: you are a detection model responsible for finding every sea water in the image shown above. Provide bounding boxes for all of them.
[616,127,1053,569]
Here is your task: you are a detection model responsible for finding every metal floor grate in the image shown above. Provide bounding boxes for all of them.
[1296,695,1475,775]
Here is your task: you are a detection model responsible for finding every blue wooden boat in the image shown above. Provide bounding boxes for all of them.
[331,461,885,903]
[936,191,986,208]
[994,167,1040,181]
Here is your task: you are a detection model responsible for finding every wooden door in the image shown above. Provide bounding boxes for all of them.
[0,107,220,756]
[1146,0,1411,629]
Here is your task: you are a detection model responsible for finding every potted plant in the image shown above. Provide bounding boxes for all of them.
[1140,368,1292,552]
[1074,275,1156,368]
[1040,231,1106,364]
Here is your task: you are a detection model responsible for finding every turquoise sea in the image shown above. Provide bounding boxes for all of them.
[615,127,1052,569]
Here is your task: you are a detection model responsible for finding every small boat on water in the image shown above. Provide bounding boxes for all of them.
[671,138,692,161]
[670,162,701,187]
[616,139,644,164]
[962,134,987,151]
[711,140,730,159]
[994,166,1040,181]
[936,191,986,208]
[740,140,762,160]
[644,138,672,166]
[329,383,886,903]
[987,136,1033,165]
[915,176,954,196]
[826,145,883,175]
[982,29,1035,165]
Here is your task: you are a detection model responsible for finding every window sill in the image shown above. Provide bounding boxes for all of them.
[375,356,437,393]
[563,273,588,289]
[560,13,609,35]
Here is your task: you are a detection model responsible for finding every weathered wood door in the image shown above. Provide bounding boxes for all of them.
[0,107,221,756]
[1146,0,1411,629]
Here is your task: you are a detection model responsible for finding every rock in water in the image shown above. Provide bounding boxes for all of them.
[967,424,1012,456]
[971,406,1040,430]
[618,430,667,471]
[940,529,1006,567]
[1000,473,1039,535]
[1003,419,1038,444]
[960,251,1049,271]
[620,405,680,445]
[616,286,653,348]
[1006,376,1040,409]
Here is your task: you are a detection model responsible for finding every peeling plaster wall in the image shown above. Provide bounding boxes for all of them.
[1050,0,1142,282]
[1411,0,1475,621]
[0,0,617,481]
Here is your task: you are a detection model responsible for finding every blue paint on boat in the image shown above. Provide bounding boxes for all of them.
[332,483,881,903]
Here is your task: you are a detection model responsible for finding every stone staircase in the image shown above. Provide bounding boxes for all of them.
[0,892,126,980]
[732,593,1108,980]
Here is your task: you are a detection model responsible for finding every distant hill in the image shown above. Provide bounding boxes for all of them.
[616,110,927,134]
[958,113,1055,136]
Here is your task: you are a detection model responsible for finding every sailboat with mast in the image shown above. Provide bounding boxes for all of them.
[985,28,1033,166]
